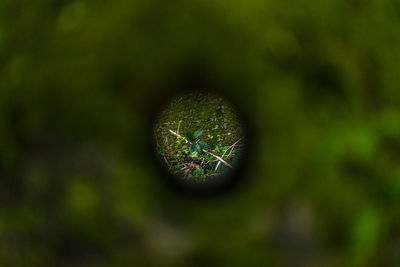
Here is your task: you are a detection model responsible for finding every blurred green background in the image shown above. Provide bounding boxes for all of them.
[1,0,400,266]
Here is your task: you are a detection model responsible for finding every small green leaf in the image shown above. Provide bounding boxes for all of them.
[186,129,194,142]
[189,144,196,153]
[195,143,202,154]
[193,130,203,138]
[198,140,209,149]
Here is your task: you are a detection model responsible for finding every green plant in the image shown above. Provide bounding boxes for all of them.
[186,129,210,154]
[192,168,205,180]
[214,145,228,156]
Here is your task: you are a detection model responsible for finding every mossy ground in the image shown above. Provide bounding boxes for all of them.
[154,92,245,181]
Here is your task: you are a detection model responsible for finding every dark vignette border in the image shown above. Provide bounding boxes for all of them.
[146,63,256,196]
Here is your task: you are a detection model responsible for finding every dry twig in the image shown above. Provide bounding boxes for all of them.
[221,137,243,158]
[177,120,181,137]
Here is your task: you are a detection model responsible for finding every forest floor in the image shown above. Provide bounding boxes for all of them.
[154,92,245,181]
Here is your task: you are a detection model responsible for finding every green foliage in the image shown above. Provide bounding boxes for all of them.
[186,128,194,142]
[186,128,210,155]
[192,168,204,180]
[195,143,202,154]
[193,130,203,138]
[158,122,241,180]
[198,140,209,149]
[189,143,196,153]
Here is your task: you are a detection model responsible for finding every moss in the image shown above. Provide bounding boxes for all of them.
[155,92,243,150]
[153,91,245,179]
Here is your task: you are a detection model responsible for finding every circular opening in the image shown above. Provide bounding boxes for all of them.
[153,90,247,192]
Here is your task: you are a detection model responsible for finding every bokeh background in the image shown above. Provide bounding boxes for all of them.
[1,0,400,266]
